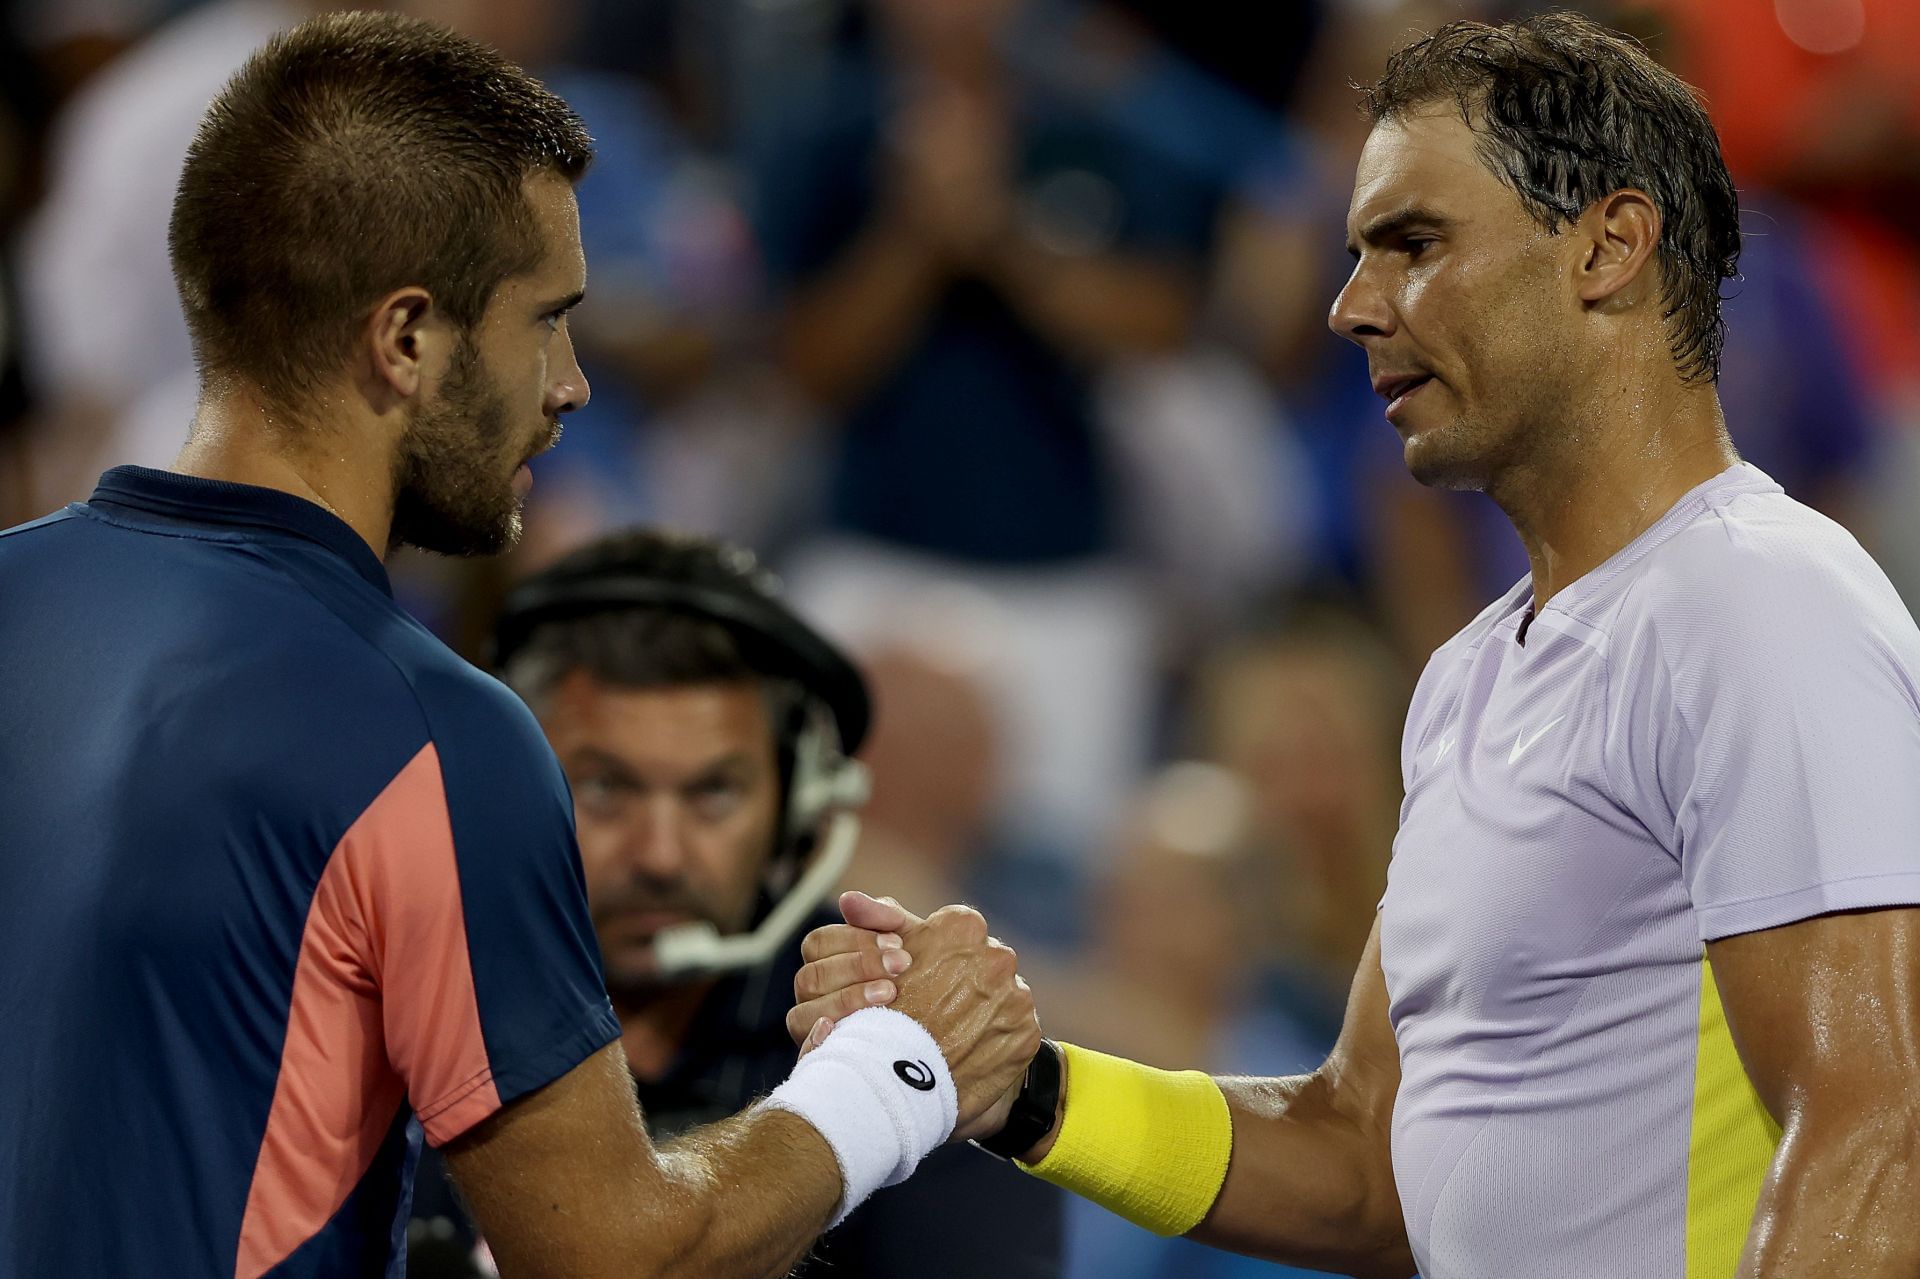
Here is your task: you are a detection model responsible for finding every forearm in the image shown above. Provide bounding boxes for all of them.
[778,216,947,405]
[983,237,1195,359]
[1192,1074,1415,1279]
[645,1106,841,1279]
[1741,1116,1920,1276]
[453,1047,843,1279]
[1018,1047,1411,1278]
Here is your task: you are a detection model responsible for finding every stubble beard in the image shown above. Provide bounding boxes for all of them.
[389,337,535,557]
[1402,396,1506,493]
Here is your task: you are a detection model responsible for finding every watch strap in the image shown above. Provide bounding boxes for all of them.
[972,1039,1062,1160]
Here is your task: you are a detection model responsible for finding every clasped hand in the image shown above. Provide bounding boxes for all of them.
[788,891,1037,1142]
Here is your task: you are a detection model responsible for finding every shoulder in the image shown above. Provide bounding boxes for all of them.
[1603,487,1920,749]
[0,507,79,550]
[1624,488,1917,661]
[388,639,567,809]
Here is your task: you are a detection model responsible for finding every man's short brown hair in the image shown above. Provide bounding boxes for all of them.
[168,11,593,409]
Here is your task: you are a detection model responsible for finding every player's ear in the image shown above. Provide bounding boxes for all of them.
[366,287,438,400]
[1574,188,1661,308]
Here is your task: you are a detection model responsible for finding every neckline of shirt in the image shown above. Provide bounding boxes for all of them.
[1513,461,1782,640]
[85,465,393,597]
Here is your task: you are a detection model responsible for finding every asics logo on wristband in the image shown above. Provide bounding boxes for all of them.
[893,1059,936,1091]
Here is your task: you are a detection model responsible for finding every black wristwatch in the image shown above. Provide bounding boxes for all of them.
[972,1039,1062,1161]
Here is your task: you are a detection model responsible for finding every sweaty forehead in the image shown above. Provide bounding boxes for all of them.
[1345,105,1509,238]
[523,169,587,291]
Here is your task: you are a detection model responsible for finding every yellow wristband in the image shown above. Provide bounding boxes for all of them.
[1018,1041,1233,1236]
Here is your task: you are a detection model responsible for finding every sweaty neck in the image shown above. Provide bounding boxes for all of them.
[173,385,399,557]
[1490,372,1738,613]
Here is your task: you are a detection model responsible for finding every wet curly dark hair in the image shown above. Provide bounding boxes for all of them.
[1364,11,1741,382]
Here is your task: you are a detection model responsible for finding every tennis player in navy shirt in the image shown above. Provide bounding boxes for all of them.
[0,13,1039,1278]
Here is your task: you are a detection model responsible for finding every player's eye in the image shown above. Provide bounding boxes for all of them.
[1403,237,1436,260]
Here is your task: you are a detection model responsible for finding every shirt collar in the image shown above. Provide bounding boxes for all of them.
[86,465,392,596]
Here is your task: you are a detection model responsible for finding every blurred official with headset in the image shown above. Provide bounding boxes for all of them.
[409,528,1062,1277]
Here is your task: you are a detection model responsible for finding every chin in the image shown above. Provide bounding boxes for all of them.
[389,488,523,556]
[1401,421,1494,493]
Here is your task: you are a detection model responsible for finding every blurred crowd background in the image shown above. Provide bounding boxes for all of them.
[3,0,1917,1273]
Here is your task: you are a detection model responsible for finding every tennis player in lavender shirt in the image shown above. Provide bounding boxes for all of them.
[790,12,1920,1278]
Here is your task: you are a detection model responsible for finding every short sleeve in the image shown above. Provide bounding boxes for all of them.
[353,679,619,1147]
[1608,515,1920,941]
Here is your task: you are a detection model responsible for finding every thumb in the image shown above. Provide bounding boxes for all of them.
[840,890,919,934]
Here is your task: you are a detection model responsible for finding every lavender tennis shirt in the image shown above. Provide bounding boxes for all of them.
[1380,463,1920,1278]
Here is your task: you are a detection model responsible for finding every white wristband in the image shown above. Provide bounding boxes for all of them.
[760,1006,959,1226]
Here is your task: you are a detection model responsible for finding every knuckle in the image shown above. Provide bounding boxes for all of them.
[795,965,821,1001]
[950,906,988,941]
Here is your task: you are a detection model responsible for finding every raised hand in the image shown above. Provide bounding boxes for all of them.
[792,892,1037,1142]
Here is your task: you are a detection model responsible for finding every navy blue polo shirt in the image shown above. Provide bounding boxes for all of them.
[0,467,619,1277]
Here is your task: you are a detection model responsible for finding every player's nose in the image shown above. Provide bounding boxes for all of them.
[547,327,591,416]
[1329,263,1396,347]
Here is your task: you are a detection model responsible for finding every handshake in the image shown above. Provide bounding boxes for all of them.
[781,890,1050,1154]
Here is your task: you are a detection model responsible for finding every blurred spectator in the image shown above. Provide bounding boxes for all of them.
[1192,605,1404,988]
[414,0,816,568]
[16,0,337,509]
[749,0,1211,565]
[748,0,1243,873]
[1044,605,1404,1279]
[1040,763,1265,1071]
[1622,0,1920,608]
[1209,0,1518,666]
[838,639,1006,918]
[1043,763,1332,1279]
[0,10,53,525]
[12,0,168,98]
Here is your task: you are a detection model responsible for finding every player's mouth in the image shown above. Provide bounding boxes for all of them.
[1373,371,1435,423]
[514,422,564,495]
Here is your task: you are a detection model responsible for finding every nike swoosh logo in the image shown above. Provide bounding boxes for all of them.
[1509,714,1567,765]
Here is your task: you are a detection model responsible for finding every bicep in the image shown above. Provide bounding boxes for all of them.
[444,1042,673,1279]
[1708,906,1920,1125]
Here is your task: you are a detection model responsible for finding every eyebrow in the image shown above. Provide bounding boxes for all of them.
[565,747,755,787]
[685,755,755,786]
[1346,207,1455,258]
[567,746,636,782]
